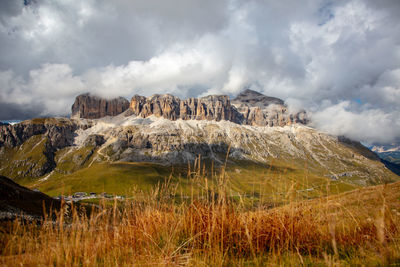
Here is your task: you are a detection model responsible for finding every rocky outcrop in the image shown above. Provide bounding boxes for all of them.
[71,93,130,119]
[232,89,308,126]
[82,117,398,184]
[236,105,308,127]
[130,94,244,123]
[70,90,307,127]
[0,118,86,178]
[130,94,181,120]
[84,134,105,147]
[0,118,79,149]
[129,90,307,127]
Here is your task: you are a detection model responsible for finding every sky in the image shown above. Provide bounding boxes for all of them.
[0,0,399,144]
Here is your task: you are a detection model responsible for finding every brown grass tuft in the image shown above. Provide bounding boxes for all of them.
[1,165,400,266]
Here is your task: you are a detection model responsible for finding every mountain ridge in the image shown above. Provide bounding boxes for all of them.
[71,89,308,127]
[0,90,398,197]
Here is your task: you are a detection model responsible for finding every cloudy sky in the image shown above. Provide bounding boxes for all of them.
[0,0,399,144]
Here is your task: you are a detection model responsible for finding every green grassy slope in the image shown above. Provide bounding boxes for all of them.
[31,162,179,196]
[22,158,359,207]
[0,134,51,180]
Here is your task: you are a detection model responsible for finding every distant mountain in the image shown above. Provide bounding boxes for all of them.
[370,143,400,165]
[370,143,400,153]
[0,90,398,197]
[0,120,21,125]
[233,89,285,106]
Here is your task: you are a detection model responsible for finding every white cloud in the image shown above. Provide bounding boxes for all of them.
[311,101,400,143]
[0,64,84,117]
[0,0,399,144]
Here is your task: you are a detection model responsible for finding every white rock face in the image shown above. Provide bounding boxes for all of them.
[71,112,393,183]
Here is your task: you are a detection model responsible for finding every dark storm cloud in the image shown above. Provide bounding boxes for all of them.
[0,0,399,144]
[0,1,23,19]
[0,100,42,121]
[0,103,40,121]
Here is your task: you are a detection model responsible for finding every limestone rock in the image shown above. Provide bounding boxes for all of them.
[71,93,129,119]
[232,89,308,126]
[129,90,307,127]
[0,118,90,178]
[0,118,79,149]
[130,94,243,123]
[130,94,181,120]
[84,134,105,147]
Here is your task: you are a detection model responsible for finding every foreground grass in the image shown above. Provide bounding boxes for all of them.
[1,171,400,266]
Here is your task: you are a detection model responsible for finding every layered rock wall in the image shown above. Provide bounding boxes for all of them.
[232,89,308,126]
[70,90,308,127]
[130,94,244,123]
[0,118,84,149]
[130,90,308,126]
[235,105,308,127]
[71,93,129,119]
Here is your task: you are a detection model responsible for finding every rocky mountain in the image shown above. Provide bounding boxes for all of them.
[233,89,284,106]
[129,89,306,127]
[130,94,243,123]
[0,118,79,148]
[370,143,400,153]
[71,93,130,119]
[0,118,90,177]
[232,90,308,126]
[0,90,398,197]
[370,143,400,166]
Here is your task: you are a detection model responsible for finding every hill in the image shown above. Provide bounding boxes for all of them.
[0,175,61,221]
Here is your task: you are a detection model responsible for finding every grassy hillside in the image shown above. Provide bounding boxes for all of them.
[32,162,178,196]
[1,174,399,266]
[27,158,360,208]
[0,134,51,179]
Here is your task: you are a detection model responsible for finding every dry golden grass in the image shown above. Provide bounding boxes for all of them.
[1,166,400,266]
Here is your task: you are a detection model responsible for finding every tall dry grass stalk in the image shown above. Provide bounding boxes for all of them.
[1,160,400,266]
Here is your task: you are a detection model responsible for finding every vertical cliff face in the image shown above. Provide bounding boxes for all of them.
[232,89,308,126]
[129,90,307,126]
[70,90,307,127]
[130,94,244,123]
[71,93,130,119]
[0,118,79,149]
[130,94,181,120]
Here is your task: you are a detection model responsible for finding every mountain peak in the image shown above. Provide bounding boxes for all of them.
[71,93,130,119]
[234,89,284,106]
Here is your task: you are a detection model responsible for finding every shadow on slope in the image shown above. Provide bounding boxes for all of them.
[0,175,61,221]
[381,159,400,176]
